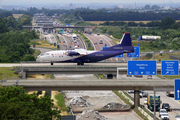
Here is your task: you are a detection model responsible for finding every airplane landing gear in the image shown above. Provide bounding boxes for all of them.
[77,62,84,65]
[51,62,53,65]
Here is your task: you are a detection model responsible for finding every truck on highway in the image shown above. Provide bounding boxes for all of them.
[138,35,161,41]
[147,94,161,111]
[72,34,77,43]
[166,91,174,97]
[60,29,63,34]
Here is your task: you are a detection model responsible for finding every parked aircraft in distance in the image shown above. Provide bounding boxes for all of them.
[38,32,134,65]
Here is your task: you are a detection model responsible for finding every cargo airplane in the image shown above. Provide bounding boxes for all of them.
[38,32,134,65]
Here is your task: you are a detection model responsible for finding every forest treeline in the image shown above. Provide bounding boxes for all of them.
[0,13,37,63]
[0,86,61,119]
[1,7,180,21]
[100,17,180,29]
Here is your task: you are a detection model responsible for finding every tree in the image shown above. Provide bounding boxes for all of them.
[0,18,8,33]
[22,55,36,61]
[0,86,61,120]
[159,17,175,30]
[144,5,151,10]
[151,5,159,10]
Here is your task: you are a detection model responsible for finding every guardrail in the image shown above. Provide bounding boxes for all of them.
[77,35,87,50]
[13,65,120,70]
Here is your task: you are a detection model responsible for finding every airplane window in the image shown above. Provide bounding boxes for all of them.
[45,53,49,55]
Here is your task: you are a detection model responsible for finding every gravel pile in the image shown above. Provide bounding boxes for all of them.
[101,102,130,110]
[66,96,94,107]
[77,108,108,120]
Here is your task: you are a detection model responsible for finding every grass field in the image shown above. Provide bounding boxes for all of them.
[13,14,23,18]
[86,20,180,25]
[86,21,153,25]
[0,67,19,80]
[30,40,57,49]
[140,52,180,61]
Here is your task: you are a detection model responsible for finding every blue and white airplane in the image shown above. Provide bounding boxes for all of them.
[38,32,134,65]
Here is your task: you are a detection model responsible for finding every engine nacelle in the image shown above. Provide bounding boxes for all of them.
[67,51,80,56]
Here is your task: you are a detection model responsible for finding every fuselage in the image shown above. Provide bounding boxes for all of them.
[39,45,134,63]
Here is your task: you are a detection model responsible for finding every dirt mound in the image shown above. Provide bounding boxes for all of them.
[101,102,130,111]
[66,96,94,107]
[77,108,108,120]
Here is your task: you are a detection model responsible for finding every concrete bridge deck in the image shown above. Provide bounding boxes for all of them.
[2,79,174,91]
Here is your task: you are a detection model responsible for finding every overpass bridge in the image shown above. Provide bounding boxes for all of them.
[1,79,174,108]
[13,65,163,79]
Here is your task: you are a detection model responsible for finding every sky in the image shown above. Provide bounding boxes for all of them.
[1,0,180,5]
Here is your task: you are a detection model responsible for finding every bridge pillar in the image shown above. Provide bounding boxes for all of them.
[22,72,26,79]
[49,91,51,97]
[134,90,140,108]
[107,74,113,79]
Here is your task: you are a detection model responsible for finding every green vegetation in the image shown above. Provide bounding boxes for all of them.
[0,67,19,80]
[98,74,106,79]
[156,74,165,79]
[113,91,133,108]
[3,13,32,31]
[123,91,134,101]
[162,75,180,79]
[78,33,94,50]
[0,86,61,120]
[55,92,69,111]
[0,30,38,62]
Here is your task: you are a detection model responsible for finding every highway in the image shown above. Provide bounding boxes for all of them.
[129,91,180,120]
[44,34,57,44]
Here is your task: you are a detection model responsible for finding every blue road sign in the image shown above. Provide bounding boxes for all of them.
[102,47,123,58]
[175,79,180,100]
[128,60,157,75]
[127,46,140,58]
[161,60,179,75]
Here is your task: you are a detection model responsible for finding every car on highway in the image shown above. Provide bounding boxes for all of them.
[127,75,132,77]
[128,90,134,93]
[144,98,147,104]
[99,39,103,44]
[140,92,148,98]
[160,50,165,53]
[175,115,180,120]
[160,113,169,120]
[162,103,171,111]
[159,109,167,117]
[97,33,100,35]
[134,75,143,77]
[147,75,152,79]
[169,50,174,53]
[51,35,54,39]
[94,42,97,44]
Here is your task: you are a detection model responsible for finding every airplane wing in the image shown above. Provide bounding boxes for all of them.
[74,49,87,56]
[66,49,87,56]
[77,51,87,56]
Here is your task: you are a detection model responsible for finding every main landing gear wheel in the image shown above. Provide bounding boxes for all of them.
[51,62,53,65]
[77,62,84,65]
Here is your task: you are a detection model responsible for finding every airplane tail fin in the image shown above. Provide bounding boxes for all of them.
[119,32,132,46]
